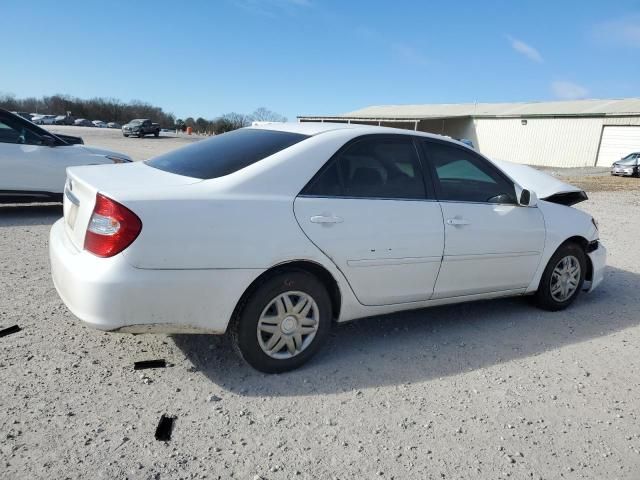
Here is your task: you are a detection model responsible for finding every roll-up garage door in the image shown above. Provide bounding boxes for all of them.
[596,126,640,166]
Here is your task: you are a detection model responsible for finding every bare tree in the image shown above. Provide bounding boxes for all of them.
[251,107,287,123]
[0,94,177,127]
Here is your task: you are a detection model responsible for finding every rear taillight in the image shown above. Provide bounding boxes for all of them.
[84,193,142,257]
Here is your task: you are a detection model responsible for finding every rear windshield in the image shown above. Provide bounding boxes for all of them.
[146,128,309,179]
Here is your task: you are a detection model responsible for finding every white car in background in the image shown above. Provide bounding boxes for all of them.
[50,122,606,373]
[31,114,57,125]
[0,109,132,203]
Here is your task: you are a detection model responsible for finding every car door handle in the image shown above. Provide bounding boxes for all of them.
[310,215,344,224]
[446,218,470,226]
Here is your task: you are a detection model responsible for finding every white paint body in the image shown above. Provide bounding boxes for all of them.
[49,123,606,334]
[0,143,131,195]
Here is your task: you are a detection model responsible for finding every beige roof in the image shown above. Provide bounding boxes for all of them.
[300,98,640,120]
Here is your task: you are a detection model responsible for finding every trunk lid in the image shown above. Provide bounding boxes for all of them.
[491,159,588,206]
[63,162,200,250]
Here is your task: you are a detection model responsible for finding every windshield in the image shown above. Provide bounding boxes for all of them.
[146,128,309,179]
[130,120,144,125]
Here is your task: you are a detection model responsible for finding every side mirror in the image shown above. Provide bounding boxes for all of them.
[519,189,538,207]
[40,135,57,147]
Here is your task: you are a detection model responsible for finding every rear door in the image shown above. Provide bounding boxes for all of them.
[294,134,445,306]
[420,140,545,298]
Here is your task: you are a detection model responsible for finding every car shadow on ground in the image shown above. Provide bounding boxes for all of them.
[0,204,62,227]
[173,266,638,396]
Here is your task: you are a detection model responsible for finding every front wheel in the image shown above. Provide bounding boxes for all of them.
[123,134,129,137]
[534,243,586,311]
[230,271,332,373]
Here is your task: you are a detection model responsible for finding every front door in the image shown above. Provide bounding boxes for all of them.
[0,111,86,195]
[420,140,545,298]
[294,135,445,306]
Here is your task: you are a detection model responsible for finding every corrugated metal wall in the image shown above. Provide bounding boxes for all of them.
[473,116,640,167]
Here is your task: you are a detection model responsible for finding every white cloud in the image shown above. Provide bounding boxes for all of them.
[391,42,429,66]
[506,35,543,63]
[593,14,640,48]
[551,81,589,100]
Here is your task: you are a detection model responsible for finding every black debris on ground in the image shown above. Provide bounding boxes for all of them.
[133,359,167,370]
[154,415,175,442]
[0,325,21,338]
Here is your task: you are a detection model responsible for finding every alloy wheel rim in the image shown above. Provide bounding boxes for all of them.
[550,255,581,302]
[257,291,319,359]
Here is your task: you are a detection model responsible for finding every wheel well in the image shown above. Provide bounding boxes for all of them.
[230,261,342,326]
[559,236,593,281]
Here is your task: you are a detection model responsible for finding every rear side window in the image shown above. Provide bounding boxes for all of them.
[304,136,427,200]
[146,129,309,179]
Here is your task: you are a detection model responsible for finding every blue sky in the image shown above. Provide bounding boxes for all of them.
[3,0,640,121]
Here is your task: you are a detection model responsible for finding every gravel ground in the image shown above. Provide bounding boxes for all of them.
[45,125,204,161]
[539,166,639,193]
[1,134,640,479]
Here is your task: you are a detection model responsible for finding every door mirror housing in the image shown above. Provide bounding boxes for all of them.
[519,189,538,207]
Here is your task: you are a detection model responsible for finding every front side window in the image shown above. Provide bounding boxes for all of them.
[0,115,44,145]
[423,141,516,204]
[146,128,309,179]
[304,136,426,200]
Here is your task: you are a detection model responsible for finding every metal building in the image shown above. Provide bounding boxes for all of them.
[298,98,640,168]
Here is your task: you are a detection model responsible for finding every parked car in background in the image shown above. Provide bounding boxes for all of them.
[92,120,107,128]
[107,122,121,129]
[32,114,57,125]
[11,111,32,121]
[55,115,75,125]
[0,108,131,203]
[122,119,160,137]
[49,123,606,373]
[74,118,93,127]
[611,153,639,177]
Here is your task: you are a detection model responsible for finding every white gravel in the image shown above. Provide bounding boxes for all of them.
[1,137,639,479]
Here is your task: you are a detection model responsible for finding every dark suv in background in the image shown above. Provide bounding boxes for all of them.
[122,119,160,138]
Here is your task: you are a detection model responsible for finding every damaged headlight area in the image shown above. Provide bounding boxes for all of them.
[106,155,132,164]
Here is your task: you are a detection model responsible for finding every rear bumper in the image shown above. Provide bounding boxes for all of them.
[49,219,262,334]
[585,242,606,292]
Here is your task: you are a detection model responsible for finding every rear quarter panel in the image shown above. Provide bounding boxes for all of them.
[121,193,328,270]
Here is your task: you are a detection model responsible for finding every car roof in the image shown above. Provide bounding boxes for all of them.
[248,121,467,144]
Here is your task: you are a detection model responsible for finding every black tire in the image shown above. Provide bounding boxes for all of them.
[138,132,144,138]
[230,270,332,373]
[534,242,586,311]
[123,134,129,137]
[154,130,160,137]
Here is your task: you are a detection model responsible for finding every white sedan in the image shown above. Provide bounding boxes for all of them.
[0,109,132,203]
[31,114,57,125]
[50,122,606,372]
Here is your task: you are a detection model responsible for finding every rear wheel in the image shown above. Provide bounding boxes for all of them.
[154,129,160,137]
[534,243,586,311]
[230,271,331,373]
